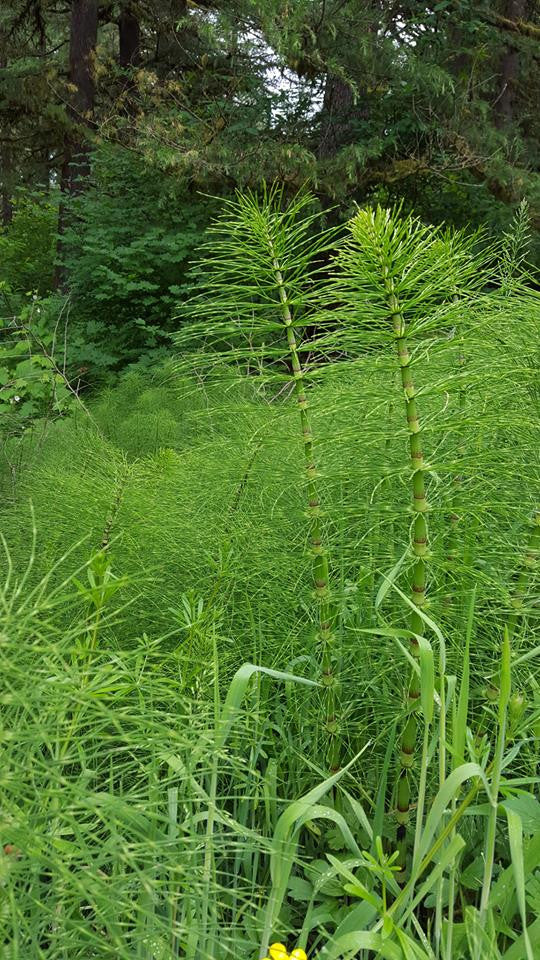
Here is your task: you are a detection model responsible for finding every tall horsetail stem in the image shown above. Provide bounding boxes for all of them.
[184,185,342,767]
[270,249,339,768]
[507,510,540,639]
[446,332,466,583]
[101,461,130,550]
[383,267,429,875]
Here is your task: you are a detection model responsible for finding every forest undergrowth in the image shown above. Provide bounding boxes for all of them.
[1,193,539,960]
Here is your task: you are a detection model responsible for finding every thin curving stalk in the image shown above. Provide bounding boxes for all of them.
[445,329,467,592]
[382,268,430,877]
[101,458,130,551]
[270,247,339,769]
[507,509,540,640]
[181,184,342,767]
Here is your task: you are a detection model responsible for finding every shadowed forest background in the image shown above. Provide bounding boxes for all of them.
[1,0,540,389]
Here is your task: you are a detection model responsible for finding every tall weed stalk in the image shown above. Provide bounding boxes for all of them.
[176,185,342,766]
[328,205,490,874]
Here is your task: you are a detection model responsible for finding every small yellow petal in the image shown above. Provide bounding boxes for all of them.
[291,950,307,960]
[269,946,288,960]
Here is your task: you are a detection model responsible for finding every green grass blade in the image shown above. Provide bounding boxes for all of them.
[504,807,534,960]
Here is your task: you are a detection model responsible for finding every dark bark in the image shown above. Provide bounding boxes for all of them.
[317,74,356,159]
[56,0,98,287]
[495,0,527,127]
[118,2,141,115]
[119,3,141,68]
[61,0,98,193]
[0,55,13,225]
[1,165,13,226]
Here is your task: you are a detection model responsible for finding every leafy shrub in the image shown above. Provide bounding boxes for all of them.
[61,146,219,369]
[0,291,75,432]
[0,190,58,296]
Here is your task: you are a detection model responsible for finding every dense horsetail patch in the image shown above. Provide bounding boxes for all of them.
[1,191,539,959]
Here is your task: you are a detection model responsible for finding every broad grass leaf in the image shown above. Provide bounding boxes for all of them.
[403,834,466,922]
[329,901,379,941]
[502,919,540,960]
[319,930,404,960]
[371,723,396,858]
[512,644,540,667]
[454,587,475,766]
[501,794,540,834]
[299,902,339,941]
[415,763,491,871]
[417,634,434,725]
[342,788,374,842]
[326,854,382,911]
[343,881,381,909]
[218,662,318,748]
[260,749,367,956]
[490,830,540,921]
[375,547,409,611]
[464,906,501,960]
[503,807,534,960]
[395,927,432,960]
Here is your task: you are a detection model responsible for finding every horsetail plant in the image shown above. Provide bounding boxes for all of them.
[507,509,540,641]
[4,198,540,957]
[176,184,343,767]
[328,205,489,874]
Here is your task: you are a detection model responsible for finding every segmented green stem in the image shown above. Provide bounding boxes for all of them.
[384,272,429,877]
[372,398,396,575]
[507,510,540,640]
[477,512,539,747]
[446,334,466,583]
[479,630,511,928]
[228,442,261,518]
[101,461,130,550]
[271,253,339,767]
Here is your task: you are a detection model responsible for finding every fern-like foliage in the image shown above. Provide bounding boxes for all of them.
[175,183,341,379]
[324,204,489,349]
[500,198,532,287]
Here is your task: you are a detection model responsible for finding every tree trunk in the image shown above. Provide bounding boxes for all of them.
[118,2,141,115]
[1,147,13,226]
[119,3,141,69]
[495,0,526,127]
[0,55,13,226]
[317,74,355,159]
[62,0,98,193]
[55,0,98,287]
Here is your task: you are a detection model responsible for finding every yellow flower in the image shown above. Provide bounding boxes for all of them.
[269,944,289,960]
[267,942,307,960]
